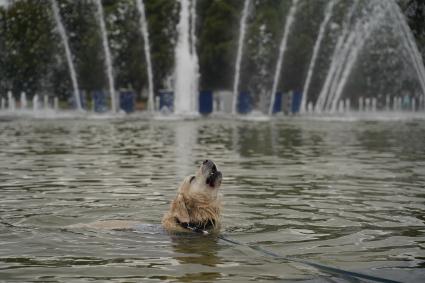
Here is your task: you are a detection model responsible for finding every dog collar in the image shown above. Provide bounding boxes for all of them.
[175,218,214,234]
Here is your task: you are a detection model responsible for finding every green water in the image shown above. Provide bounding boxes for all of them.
[0,117,424,282]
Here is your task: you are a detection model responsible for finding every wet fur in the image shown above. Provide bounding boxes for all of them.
[162,176,222,233]
[69,161,222,233]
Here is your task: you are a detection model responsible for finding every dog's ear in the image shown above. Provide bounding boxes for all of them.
[172,194,190,223]
[178,176,191,194]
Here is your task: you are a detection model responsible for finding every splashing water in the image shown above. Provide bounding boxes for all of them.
[135,0,155,112]
[300,0,337,113]
[7,91,15,111]
[174,0,199,115]
[50,0,81,111]
[388,0,425,97]
[315,1,359,112]
[32,94,40,111]
[329,6,387,112]
[20,92,27,109]
[95,0,117,112]
[268,0,300,115]
[315,0,425,113]
[232,0,251,115]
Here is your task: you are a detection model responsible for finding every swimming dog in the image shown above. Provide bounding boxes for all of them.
[68,160,223,234]
[162,159,223,234]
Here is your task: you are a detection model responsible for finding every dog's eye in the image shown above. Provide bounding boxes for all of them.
[190,176,195,183]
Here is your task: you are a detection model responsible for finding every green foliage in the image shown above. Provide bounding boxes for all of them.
[197,0,241,90]
[2,0,58,97]
[144,0,178,90]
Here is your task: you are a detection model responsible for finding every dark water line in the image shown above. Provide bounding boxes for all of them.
[218,234,401,283]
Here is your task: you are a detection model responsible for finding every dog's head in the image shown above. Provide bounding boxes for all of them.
[163,160,223,232]
[180,159,222,196]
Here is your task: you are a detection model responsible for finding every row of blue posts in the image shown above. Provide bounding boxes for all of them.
[70,90,302,114]
[160,90,303,115]
[70,90,136,113]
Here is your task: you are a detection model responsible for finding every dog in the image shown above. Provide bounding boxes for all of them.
[162,159,223,234]
[68,160,223,234]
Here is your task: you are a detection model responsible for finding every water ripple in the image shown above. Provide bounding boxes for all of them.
[0,119,424,281]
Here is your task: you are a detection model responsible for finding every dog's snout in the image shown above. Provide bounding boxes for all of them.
[201,159,218,175]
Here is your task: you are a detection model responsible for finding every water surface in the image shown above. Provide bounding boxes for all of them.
[0,117,424,282]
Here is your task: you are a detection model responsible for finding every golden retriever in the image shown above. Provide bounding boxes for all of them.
[69,160,222,234]
[162,159,223,234]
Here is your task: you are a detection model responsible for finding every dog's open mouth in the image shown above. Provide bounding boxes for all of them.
[206,170,222,187]
[202,160,223,188]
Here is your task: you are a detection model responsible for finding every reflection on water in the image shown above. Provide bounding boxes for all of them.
[0,118,424,282]
[171,234,222,281]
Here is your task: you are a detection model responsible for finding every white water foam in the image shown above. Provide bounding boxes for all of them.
[174,0,199,115]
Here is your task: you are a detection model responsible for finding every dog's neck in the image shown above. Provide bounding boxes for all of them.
[178,192,221,233]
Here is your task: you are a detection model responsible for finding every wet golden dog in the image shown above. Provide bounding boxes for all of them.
[69,160,223,233]
[162,160,223,233]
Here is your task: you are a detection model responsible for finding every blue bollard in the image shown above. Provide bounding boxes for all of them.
[402,95,410,110]
[237,91,252,114]
[93,90,107,113]
[159,90,174,111]
[272,92,283,114]
[119,91,135,113]
[291,90,302,113]
[199,90,213,115]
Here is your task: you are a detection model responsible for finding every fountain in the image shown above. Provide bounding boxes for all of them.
[329,2,393,113]
[315,1,360,113]
[0,0,424,118]
[389,2,425,95]
[50,0,82,111]
[0,98,5,110]
[314,0,425,113]
[135,0,155,112]
[7,91,15,111]
[173,0,199,115]
[20,92,27,110]
[307,101,314,113]
[365,98,371,111]
[33,94,40,111]
[232,0,251,115]
[300,0,337,113]
[345,98,351,111]
[338,100,344,113]
[269,0,300,115]
[94,0,117,112]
